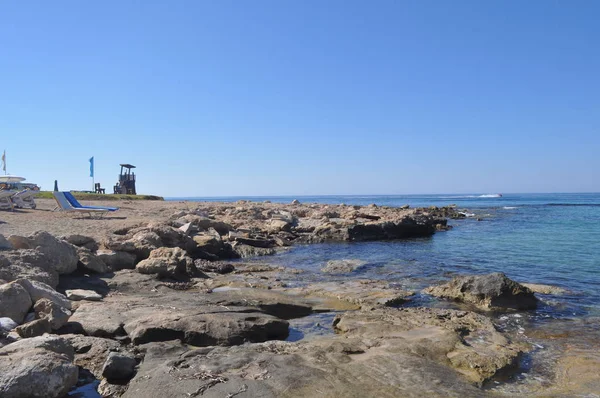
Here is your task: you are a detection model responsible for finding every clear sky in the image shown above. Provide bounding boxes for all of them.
[1,0,598,197]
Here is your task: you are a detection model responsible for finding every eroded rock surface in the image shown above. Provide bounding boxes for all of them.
[0,335,78,398]
[424,273,538,310]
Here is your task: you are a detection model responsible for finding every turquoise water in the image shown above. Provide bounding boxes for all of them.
[171,193,600,318]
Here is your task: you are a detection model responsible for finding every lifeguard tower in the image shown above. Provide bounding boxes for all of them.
[114,164,136,195]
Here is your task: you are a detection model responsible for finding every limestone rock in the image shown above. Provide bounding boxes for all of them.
[0,335,78,398]
[15,318,51,338]
[136,247,205,280]
[195,261,235,274]
[0,234,13,250]
[33,298,72,330]
[102,352,137,381]
[231,243,276,258]
[98,378,129,397]
[424,273,538,310]
[96,250,137,271]
[0,249,59,288]
[77,247,109,273]
[15,279,72,310]
[320,259,367,274]
[66,289,103,301]
[63,234,99,251]
[0,281,32,324]
[268,219,292,233]
[61,334,121,378]
[9,231,79,274]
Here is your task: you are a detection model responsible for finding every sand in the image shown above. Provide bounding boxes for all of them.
[0,199,192,240]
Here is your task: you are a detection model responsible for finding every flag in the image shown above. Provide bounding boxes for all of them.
[89,156,94,178]
[1,150,5,173]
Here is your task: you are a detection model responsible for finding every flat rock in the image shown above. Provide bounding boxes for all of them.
[334,307,524,385]
[66,289,103,301]
[521,283,568,295]
[320,259,367,274]
[290,279,413,310]
[69,291,290,346]
[424,273,538,310]
[123,336,483,398]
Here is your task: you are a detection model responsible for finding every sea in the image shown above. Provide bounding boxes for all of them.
[161,193,600,393]
[169,193,600,312]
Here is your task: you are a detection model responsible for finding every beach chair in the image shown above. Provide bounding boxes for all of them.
[11,189,37,209]
[0,191,14,211]
[63,192,118,211]
[52,191,111,218]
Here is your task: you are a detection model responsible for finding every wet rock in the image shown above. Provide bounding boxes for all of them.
[424,272,538,310]
[195,260,235,274]
[77,247,109,273]
[96,250,137,271]
[0,281,32,324]
[33,298,71,330]
[136,247,205,280]
[16,279,72,309]
[231,243,276,258]
[66,289,103,301]
[522,283,568,295]
[334,307,524,385]
[347,219,438,241]
[9,231,79,274]
[15,318,51,338]
[292,279,413,309]
[102,352,137,381]
[234,236,274,248]
[320,259,367,274]
[0,335,78,398]
[0,249,59,288]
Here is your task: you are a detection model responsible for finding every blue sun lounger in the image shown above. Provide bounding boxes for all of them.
[63,192,119,211]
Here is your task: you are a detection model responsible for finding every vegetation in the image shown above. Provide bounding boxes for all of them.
[35,191,164,201]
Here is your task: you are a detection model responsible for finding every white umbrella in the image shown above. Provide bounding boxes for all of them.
[0,175,26,183]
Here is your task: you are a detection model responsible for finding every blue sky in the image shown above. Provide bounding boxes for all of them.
[1,0,598,196]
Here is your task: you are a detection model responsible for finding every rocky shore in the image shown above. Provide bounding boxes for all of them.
[0,200,597,397]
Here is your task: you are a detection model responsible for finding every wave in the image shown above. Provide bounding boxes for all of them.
[503,206,518,210]
[546,203,600,207]
[479,194,502,198]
